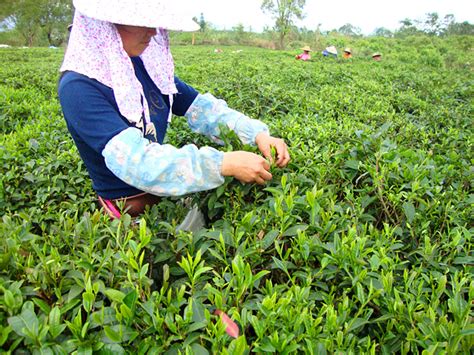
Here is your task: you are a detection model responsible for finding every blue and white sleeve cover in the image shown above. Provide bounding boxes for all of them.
[184,93,270,145]
[102,127,225,196]
[102,93,269,196]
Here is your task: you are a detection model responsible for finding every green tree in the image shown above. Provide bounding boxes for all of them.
[396,18,421,37]
[0,0,71,46]
[372,27,393,37]
[0,0,15,22]
[232,23,247,44]
[10,0,41,46]
[261,0,306,49]
[192,13,207,32]
[441,14,474,36]
[337,23,361,37]
[199,12,207,32]
[38,0,73,46]
[423,12,442,35]
[446,20,474,36]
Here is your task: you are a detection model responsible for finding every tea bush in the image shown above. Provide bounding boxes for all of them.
[0,39,473,353]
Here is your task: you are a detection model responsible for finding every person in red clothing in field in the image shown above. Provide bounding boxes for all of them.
[295,46,312,61]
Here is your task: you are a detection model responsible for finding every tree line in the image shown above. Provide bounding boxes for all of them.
[0,0,472,48]
[0,0,72,46]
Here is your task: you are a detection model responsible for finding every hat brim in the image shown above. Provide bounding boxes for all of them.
[326,46,337,55]
[73,0,200,32]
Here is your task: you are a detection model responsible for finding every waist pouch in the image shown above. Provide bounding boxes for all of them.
[98,192,161,218]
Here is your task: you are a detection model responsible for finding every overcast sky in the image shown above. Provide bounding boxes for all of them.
[182,0,474,35]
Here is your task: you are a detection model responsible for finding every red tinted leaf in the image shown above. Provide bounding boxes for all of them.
[215,309,239,338]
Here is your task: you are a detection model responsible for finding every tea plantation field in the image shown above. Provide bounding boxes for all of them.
[0,37,473,353]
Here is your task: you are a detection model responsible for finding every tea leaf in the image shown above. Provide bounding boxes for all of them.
[282,224,308,237]
[104,289,126,303]
[403,202,416,223]
[262,230,279,250]
[191,343,210,355]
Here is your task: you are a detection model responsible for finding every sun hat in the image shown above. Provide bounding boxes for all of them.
[344,47,352,53]
[372,52,382,57]
[326,46,338,55]
[73,0,199,32]
[301,45,312,52]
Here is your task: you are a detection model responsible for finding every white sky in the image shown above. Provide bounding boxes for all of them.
[182,0,474,34]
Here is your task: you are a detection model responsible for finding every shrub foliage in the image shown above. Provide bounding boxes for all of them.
[0,39,473,353]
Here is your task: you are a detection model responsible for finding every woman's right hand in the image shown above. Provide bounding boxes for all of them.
[221,151,272,185]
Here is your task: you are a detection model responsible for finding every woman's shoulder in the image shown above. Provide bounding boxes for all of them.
[58,71,113,98]
[59,71,111,90]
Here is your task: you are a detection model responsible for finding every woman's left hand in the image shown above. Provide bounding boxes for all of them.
[255,132,290,168]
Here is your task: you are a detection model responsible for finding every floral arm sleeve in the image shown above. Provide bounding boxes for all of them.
[184,93,270,145]
[102,127,225,196]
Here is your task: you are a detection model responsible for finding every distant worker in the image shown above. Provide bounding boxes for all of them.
[343,48,352,59]
[322,45,337,58]
[372,52,382,61]
[295,46,311,61]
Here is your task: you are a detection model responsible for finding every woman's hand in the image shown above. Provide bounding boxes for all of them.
[255,132,290,168]
[221,151,272,185]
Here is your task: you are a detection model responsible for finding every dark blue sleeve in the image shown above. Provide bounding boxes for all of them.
[172,76,199,116]
[58,73,129,154]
